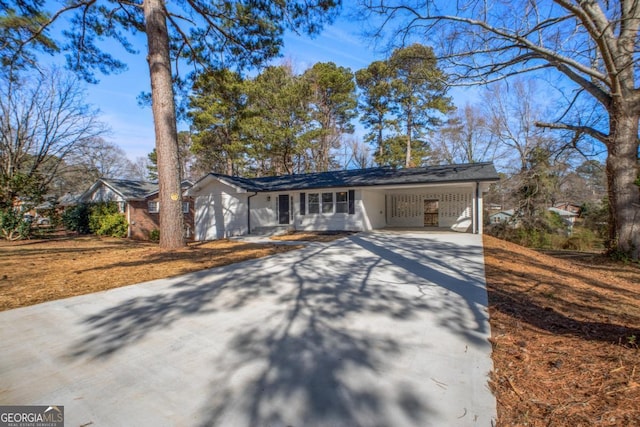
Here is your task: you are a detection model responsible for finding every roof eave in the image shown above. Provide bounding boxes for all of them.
[185,174,253,196]
[256,176,499,192]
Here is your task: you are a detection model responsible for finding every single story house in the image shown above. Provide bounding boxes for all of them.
[548,206,579,228]
[80,178,194,240]
[489,209,515,224]
[185,162,499,241]
[489,207,578,229]
[58,192,83,208]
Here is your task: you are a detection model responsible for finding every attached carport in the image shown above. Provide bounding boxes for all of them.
[362,181,491,233]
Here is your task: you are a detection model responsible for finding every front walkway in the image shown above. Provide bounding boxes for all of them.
[0,231,496,426]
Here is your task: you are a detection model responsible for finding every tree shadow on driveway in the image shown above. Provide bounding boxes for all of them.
[67,232,493,426]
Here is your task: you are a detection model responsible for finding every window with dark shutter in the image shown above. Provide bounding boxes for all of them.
[348,190,355,214]
[300,193,306,215]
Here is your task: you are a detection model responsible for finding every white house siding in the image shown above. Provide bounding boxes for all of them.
[248,189,372,232]
[295,188,366,232]
[248,193,277,229]
[191,177,491,239]
[385,185,476,232]
[193,181,248,241]
[249,186,480,234]
[84,185,125,204]
[361,189,386,230]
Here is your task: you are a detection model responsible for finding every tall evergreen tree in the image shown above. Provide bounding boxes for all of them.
[301,62,357,172]
[1,0,341,249]
[356,44,452,168]
[243,65,307,176]
[355,60,395,157]
[189,69,248,176]
[388,44,453,167]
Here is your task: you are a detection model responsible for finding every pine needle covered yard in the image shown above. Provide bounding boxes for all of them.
[484,235,639,426]
[0,236,301,311]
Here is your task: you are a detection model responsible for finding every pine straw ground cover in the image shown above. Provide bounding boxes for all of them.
[0,235,303,311]
[483,235,640,426]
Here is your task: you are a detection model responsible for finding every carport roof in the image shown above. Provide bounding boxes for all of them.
[197,162,499,192]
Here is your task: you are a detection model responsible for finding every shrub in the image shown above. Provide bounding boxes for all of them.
[93,212,128,237]
[487,209,574,250]
[62,202,129,238]
[561,227,602,251]
[514,227,552,249]
[149,228,160,242]
[581,200,609,238]
[0,208,31,240]
[61,203,90,234]
[39,205,60,227]
[88,202,116,233]
[88,202,128,238]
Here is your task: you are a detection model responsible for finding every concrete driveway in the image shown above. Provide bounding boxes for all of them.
[0,231,496,426]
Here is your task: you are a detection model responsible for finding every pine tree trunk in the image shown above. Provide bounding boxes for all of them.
[606,109,640,259]
[143,0,185,249]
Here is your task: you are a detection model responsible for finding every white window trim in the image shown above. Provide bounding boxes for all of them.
[335,191,348,214]
[148,201,159,213]
[305,191,355,215]
[321,192,334,214]
[308,193,320,214]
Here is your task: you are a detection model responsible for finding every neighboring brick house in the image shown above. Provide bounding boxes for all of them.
[79,178,194,240]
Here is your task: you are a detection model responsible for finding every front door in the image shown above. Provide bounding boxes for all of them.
[278,194,290,225]
[424,199,439,227]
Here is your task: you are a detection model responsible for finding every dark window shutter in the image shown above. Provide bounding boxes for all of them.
[348,190,355,214]
[300,193,306,215]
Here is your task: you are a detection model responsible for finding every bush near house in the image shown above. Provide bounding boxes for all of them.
[581,199,609,240]
[88,202,128,238]
[149,228,160,242]
[62,202,128,238]
[61,203,91,234]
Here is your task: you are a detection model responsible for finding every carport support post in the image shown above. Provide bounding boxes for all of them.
[474,182,480,234]
[247,192,258,234]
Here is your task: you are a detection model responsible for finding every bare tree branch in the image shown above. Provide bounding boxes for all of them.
[535,121,609,145]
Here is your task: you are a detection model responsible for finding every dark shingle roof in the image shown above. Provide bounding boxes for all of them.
[58,192,83,207]
[101,179,159,200]
[207,162,499,192]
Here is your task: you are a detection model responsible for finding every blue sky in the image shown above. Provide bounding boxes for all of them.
[64,11,475,161]
[71,14,381,160]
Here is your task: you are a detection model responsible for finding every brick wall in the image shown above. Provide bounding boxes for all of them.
[127,197,195,241]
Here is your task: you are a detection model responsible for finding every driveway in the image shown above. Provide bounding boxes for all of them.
[0,231,496,426]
